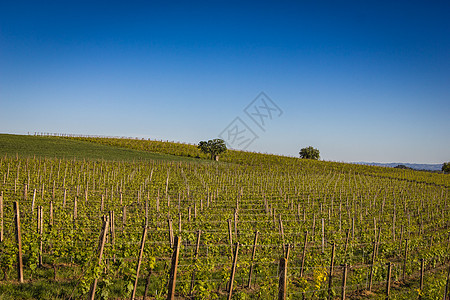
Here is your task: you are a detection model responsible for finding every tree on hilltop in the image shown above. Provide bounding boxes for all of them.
[443,162,450,174]
[198,139,227,161]
[299,146,320,160]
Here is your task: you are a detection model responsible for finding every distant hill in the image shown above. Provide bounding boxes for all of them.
[355,162,443,171]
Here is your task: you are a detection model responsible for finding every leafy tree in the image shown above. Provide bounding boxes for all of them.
[198,139,227,161]
[299,146,320,160]
[442,162,450,173]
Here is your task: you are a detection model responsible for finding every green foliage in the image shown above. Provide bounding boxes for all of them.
[442,162,450,173]
[0,135,449,299]
[299,146,320,160]
[197,139,227,160]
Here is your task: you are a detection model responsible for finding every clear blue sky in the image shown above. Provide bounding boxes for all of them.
[1,0,449,163]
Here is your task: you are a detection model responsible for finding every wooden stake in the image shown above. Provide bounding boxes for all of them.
[0,192,3,242]
[341,264,348,300]
[168,219,174,248]
[14,202,24,283]
[300,231,308,277]
[130,226,147,300]
[247,231,259,288]
[419,259,424,299]
[321,218,325,254]
[386,262,392,299]
[190,230,202,295]
[328,242,336,299]
[443,265,450,300]
[402,239,408,281]
[39,206,43,267]
[227,243,239,300]
[228,219,233,252]
[279,215,286,254]
[89,216,109,300]
[344,228,350,253]
[49,201,53,227]
[167,236,181,300]
[368,240,376,291]
[278,256,288,300]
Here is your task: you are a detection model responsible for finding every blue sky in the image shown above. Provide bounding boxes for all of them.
[1,0,449,163]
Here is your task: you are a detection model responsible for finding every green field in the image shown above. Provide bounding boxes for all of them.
[0,134,449,299]
[0,134,200,163]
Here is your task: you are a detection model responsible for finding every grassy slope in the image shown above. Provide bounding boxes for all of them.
[66,135,449,186]
[0,134,200,162]
[1,134,448,186]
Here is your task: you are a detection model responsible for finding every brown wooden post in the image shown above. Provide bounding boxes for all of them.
[227,243,239,300]
[300,231,308,277]
[279,214,286,254]
[73,196,77,221]
[385,262,392,299]
[31,188,36,213]
[368,240,376,291]
[156,195,160,213]
[145,193,149,227]
[131,226,147,300]
[122,206,127,230]
[328,242,336,299]
[341,264,348,300]
[89,216,109,300]
[444,265,450,300]
[402,239,408,281]
[419,259,424,299]
[321,218,325,254]
[49,201,53,227]
[247,231,259,288]
[39,206,43,267]
[0,192,3,242]
[351,217,355,240]
[190,230,202,295]
[234,209,238,238]
[63,188,66,208]
[14,201,24,283]
[167,236,181,300]
[376,226,381,257]
[110,210,115,246]
[278,256,288,300]
[228,219,233,252]
[344,228,350,253]
[168,218,174,248]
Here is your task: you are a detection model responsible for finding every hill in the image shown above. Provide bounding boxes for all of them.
[356,162,443,171]
[0,133,198,162]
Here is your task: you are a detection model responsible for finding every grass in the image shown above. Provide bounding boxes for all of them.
[0,134,202,163]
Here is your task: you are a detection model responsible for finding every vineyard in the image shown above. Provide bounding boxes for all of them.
[0,135,449,299]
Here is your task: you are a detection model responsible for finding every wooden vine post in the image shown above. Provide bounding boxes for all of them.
[278,244,290,300]
[385,262,392,299]
[0,192,3,242]
[130,225,147,300]
[89,216,109,300]
[368,240,376,291]
[247,231,259,288]
[444,265,450,300]
[419,259,424,300]
[167,236,181,300]
[300,231,308,277]
[402,239,408,281]
[341,264,348,300]
[14,201,24,283]
[328,242,336,299]
[190,230,202,295]
[227,242,239,300]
